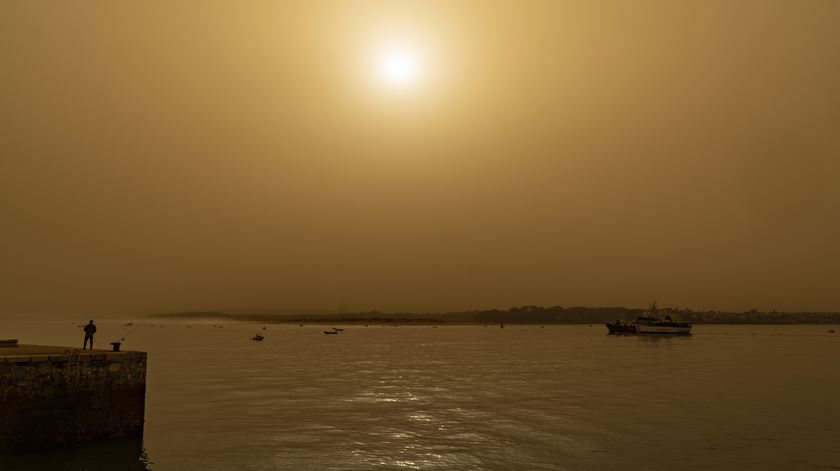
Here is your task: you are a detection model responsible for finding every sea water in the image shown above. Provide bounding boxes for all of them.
[1,320,838,470]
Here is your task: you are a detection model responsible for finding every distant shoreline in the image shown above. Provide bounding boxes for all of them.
[148,308,840,325]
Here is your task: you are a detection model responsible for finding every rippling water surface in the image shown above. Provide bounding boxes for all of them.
[2,321,839,470]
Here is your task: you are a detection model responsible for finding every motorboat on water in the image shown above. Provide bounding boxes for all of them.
[633,315,692,335]
[605,320,636,335]
[606,303,692,335]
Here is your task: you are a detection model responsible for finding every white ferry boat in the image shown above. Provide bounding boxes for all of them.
[632,304,692,335]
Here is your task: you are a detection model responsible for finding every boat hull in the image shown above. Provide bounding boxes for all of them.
[635,324,692,335]
[606,323,636,335]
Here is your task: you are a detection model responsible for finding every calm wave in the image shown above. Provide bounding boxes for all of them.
[2,321,839,470]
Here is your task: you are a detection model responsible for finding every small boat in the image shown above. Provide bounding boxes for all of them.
[324,330,338,335]
[828,329,836,334]
[124,322,133,327]
[332,327,344,332]
[606,320,636,335]
[605,303,693,336]
[251,335,264,341]
[0,339,18,348]
[633,304,692,335]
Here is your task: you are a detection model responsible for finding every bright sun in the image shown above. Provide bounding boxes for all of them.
[376,47,422,88]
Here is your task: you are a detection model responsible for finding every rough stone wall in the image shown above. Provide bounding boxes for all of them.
[0,351,146,451]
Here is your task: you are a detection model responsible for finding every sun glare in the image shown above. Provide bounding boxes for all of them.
[375,46,422,89]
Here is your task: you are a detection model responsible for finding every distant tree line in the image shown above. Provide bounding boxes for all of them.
[152,306,840,324]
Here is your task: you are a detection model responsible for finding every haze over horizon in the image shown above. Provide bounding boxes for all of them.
[2,1,839,317]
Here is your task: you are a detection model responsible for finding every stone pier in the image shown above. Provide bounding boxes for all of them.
[0,345,147,452]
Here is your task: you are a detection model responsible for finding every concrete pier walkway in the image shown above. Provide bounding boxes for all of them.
[0,344,111,357]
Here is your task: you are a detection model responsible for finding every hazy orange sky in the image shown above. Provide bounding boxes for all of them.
[2,1,838,316]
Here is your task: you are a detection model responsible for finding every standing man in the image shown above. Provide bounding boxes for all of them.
[83,320,97,350]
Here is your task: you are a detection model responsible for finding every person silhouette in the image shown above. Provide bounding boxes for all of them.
[83,320,97,350]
